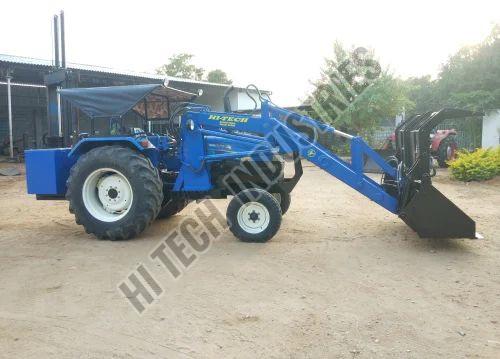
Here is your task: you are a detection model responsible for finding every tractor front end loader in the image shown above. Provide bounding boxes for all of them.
[393,109,479,238]
[24,83,477,242]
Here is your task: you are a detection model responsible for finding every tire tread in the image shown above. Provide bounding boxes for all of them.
[66,145,162,240]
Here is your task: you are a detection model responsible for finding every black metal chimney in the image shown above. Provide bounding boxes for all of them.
[60,11,66,68]
[53,15,60,68]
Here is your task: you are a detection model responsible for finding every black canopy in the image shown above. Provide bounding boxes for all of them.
[59,84,197,119]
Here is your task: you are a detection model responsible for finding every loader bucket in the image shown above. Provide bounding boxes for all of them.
[395,108,481,239]
[399,184,476,238]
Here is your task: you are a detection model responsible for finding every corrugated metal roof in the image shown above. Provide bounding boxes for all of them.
[0,53,52,67]
[0,53,268,92]
[71,62,166,81]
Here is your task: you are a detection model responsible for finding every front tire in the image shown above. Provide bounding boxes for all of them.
[66,146,163,240]
[227,188,282,243]
[273,189,291,215]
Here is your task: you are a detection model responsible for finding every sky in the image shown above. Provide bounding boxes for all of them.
[1,0,499,106]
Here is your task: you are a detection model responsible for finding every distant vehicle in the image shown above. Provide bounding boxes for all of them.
[382,129,458,168]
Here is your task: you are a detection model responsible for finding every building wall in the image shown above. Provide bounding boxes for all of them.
[0,85,47,153]
[482,109,500,148]
[1,60,271,155]
[167,80,264,112]
[236,89,263,111]
[193,85,228,112]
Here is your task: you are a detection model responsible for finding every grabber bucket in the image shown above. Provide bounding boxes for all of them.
[394,109,481,239]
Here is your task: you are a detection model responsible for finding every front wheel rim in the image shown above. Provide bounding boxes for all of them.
[237,202,270,234]
[82,168,133,222]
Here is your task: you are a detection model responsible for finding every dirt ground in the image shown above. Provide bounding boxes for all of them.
[0,162,499,358]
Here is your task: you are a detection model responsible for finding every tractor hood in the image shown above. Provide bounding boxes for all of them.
[59,84,198,119]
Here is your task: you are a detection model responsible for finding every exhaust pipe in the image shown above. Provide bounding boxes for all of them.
[60,11,66,68]
[53,15,60,68]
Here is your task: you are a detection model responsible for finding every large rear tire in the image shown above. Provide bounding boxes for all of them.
[227,188,282,243]
[66,146,163,240]
[437,137,457,168]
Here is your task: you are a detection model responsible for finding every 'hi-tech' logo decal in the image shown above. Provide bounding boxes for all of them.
[208,114,249,127]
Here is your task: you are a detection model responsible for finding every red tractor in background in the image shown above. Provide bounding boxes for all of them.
[430,129,458,167]
[382,128,458,168]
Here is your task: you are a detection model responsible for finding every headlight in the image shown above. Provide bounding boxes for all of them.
[187,119,195,131]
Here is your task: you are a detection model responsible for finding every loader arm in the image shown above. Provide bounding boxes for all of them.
[260,102,399,213]
[176,101,399,212]
[176,100,476,239]
[264,103,477,238]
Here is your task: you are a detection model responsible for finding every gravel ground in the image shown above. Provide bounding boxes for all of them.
[0,162,499,358]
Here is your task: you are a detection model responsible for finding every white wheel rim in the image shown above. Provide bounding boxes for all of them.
[237,202,270,234]
[82,168,133,222]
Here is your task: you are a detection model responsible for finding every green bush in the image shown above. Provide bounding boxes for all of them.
[449,147,500,181]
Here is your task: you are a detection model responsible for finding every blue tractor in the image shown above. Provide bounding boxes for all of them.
[25,83,477,242]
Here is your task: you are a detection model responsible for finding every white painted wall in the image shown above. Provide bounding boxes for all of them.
[482,109,500,148]
[194,86,227,112]
[199,87,265,112]
[195,87,262,112]
[167,80,267,112]
[395,112,405,126]
[236,89,263,111]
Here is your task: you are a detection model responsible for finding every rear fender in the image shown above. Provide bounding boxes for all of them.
[431,130,456,152]
[68,137,158,164]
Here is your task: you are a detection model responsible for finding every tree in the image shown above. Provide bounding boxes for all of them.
[206,69,232,84]
[335,73,413,136]
[308,42,413,136]
[438,24,500,112]
[406,24,500,114]
[156,54,233,84]
[401,24,499,149]
[156,53,204,80]
[404,75,440,116]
